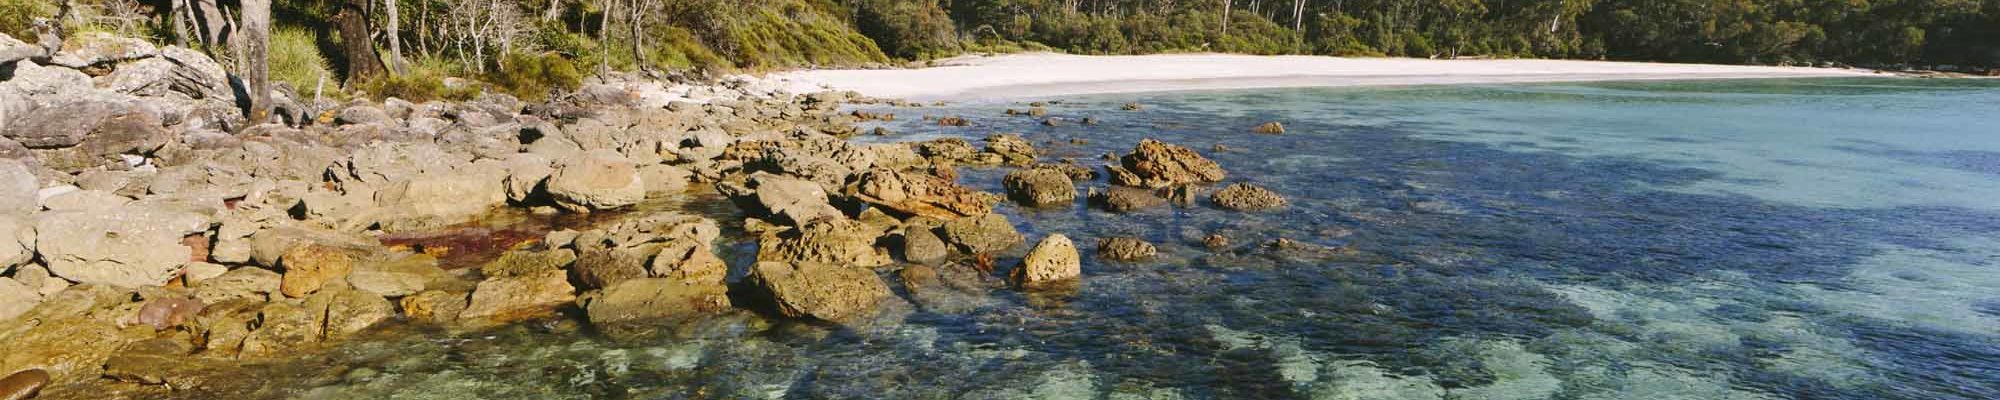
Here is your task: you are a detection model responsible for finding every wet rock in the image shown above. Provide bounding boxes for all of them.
[307,287,394,338]
[758,218,892,267]
[850,168,995,220]
[0,160,34,215]
[985,133,1037,165]
[102,338,195,385]
[897,227,949,265]
[192,267,281,304]
[547,149,646,212]
[279,244,356,298]
[0,369,48,400]
[579,278,732,326]
[1003,168,1076,207]
[462,270,577,320]
[1030,162,1099,181]
[1211,183,1288,211]
[571,246,653,290]
[34,208,207,288]
[1252,121,1286,134]
[940,212,1024,254]
[1097,237,1158,261]
[1122,102,1144,111]
[751,261,890,322]
[914,138,980,164]
[1108,139,1227,188]
[898,264,938,289]
[720,173,844,226]
[1088,186,1167,212]
[347,254,445,297]
[1203,234,1231,251]
[399,290,469,324]
[938,116,970,126]
[481,249,576,278]
[134,296,204,330]
[0,278,37,321]
[650,240,728,285]
[1015,234,1080,285]
[239,302,319,357]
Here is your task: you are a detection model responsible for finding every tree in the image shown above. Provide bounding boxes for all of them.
[336,0,386,83]
[386,0,405,74]
[241,0,271,124]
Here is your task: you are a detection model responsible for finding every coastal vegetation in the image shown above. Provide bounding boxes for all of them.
[4,0,1996,98]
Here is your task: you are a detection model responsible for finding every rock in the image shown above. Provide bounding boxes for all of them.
[134,296,205,330]
[1003,168,1076,207]
[547,149,645,212]
[307,287,394,338]
[1252,121,1286,134]
[279,244,356,298]
[897,227,949,265]
[372,166,511,230]
[501,153,554,202]
[571,246,653,290]
[1015,234,1080,285]
[579,278,732,326]
[850,168,995,220]
[347,254,445,297]
[750,261,890,322]
[462,270,577,320]
[1211,183,1289,211]
[0,33,37,63]
[49,32,158,68]
[34,208,207,288]
[0,160,34,215]
[481,249,576,278]
[239,302,320,357]
[39,189,130,211]
[102,338,194,385]
[181,262,229,285]
[1097,237,1158,261]
[0,215,31,271]
[638,164,693,195]
[0,369,48,400]
[1122,102,1144,111]
[399,290,468,323]
[11,97,168,171]
[1203,234,1231,251]
[247,226,381,269]
[940,212,1024,254]
[984,133,1037,165]
[650,240,727,284]
[336,105,393,125]
[938,116,970,126]
[721,173,844,226]
[1030,162,1099,181]
[758,218,892,267]
[1088,186,1167,212]
[0,278,37,321]
[1109,139,1227,188]
[192,267,281,304]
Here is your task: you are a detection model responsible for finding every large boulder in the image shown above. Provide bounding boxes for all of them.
[1002,168,1076,207]
[849,168,995,220]
[1108,139,1226,188]
[2,92,135,148]
[372,165,510,229]
[33,208,207,288]
[757,218,892,267]
[750,261,890,322]
[0,32,37,64]
[0,215,32,272]
[939,212,1024,254]
[1015,234,1081,285]
[1210,183,1288,211]
[546,149,646,212]
[461,270,577,320]
[578,278,732,326]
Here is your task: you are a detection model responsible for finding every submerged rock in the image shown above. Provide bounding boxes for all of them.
[1015,234,1080,285]
[1088,186,1167,212]
[1097,237,1158,261]
[1211,183,1288,211]
[1003,168,1076,207]
[1108,139,1226,189]
[1252,121,1286,134]
[751,261,889,322]
[579,278,732,326]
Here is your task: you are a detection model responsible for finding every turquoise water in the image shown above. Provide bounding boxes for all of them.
[231,78,2000,399]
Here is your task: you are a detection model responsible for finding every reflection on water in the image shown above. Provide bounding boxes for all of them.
[187,78,2000,399]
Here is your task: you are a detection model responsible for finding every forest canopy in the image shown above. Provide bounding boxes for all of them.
[6,0,1993,99]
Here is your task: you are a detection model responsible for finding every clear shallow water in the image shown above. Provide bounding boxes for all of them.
[202,78,2000,399]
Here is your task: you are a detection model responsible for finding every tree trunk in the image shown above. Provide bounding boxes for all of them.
[337,0,385,84]
[628,0,645,71]
[240,0,271,125]
[385,0,404,74]
[544,0,562,22]
[1221,0,1232,35]
[597,0,611,76]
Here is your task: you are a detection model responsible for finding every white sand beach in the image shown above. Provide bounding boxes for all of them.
[773,53,1880,101]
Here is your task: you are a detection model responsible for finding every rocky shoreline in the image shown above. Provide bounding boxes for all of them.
[0,32,1300,398]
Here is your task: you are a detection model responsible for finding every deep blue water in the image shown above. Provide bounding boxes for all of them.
[268,78,2000,399]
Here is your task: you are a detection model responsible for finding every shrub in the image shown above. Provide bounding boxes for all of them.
[487,51,582,101]
[359,59,478,102]
[853,0,959,59]
[0,0,55,40]
[270,27,336,98]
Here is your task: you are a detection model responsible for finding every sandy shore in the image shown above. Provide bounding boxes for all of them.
[773,53,1879,101]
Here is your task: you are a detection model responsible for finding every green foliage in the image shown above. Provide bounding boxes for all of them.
[359,59,479,102]
[0,0,55,40]
[486,52,582,101]
[270,27,336,97]
[853,0,959,59]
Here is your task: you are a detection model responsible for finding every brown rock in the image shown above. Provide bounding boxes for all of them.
[1003,168,1076,207]
[1110,139,1226,188]
[1089,186,1167,212]
[0,369,48,400]
[751,261,890,322]
[1097,237,1158,261]
[461,270,577,321]
[399,290,469,323]
[279,245,356,298]
[578,278,732,326]
[1014,234,1080,285]
[1211,183,1289,211]
[757,218,893,267]
[1252,121,1285,134]
[850,168,994,220]
[940,212,1024,254]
